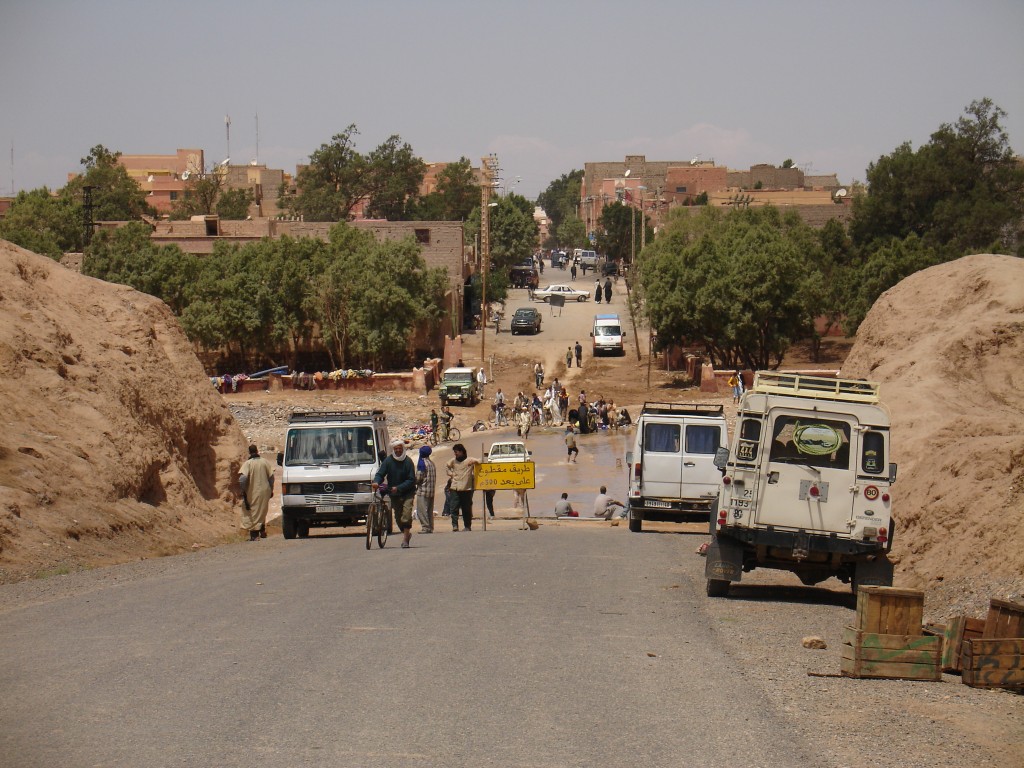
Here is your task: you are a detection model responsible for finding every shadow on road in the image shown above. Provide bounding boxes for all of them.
[720,582,857,610]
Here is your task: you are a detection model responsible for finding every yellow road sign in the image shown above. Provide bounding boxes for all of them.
[475,461,536,490]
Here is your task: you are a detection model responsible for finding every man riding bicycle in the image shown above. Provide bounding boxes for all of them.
[372,439,417,549]
[438,405,454,442]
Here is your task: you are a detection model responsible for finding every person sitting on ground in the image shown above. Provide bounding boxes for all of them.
[554,492,576,518]
[593,485,626,520]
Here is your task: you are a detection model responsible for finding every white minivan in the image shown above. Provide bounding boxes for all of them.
[625,403,727,532]
[591,313,624,356]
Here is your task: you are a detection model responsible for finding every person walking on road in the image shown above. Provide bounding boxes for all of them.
[239,444,275,541]
[593,485,626,519]
[603,277,612,304]
[415,445,436,534]
[565,425,579,463]
[565,346,573,369]
[570,263,578,280]
[574,341,583,368]
[594,279,602,304]
[446,443,480,531]
[373,439,417,548]
[534,361,544,388]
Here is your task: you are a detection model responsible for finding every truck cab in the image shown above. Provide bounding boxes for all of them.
[439,367,481,406]
[277,410,389,538]
[706,373,897,596]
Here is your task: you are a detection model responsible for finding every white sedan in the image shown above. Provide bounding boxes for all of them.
[533,284,590,302]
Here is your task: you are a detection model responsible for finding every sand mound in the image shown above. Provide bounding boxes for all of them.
[0,241,249,580]
[842,254,1024,615]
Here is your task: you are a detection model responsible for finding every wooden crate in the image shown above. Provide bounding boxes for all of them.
[941,615,986,673]
[962,637,1024,690]
[840,626,942,681]
[855,586,925,636]
[983,598,1024,639]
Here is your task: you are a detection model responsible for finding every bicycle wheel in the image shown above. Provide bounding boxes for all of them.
[377,498,390,548]
[449,426,461,441]
[365,499,376,550]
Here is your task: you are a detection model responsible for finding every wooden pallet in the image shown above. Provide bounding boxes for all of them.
[941,615,986,673]
[983,598,1024,639]
[962,637,1024,690]
[856,586,925,636]
[840,626,942,681]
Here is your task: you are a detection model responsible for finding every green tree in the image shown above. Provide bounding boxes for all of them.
[62,145,155,222]
[596,202,652,263]
[850,98,1024,256]
[555,216,588,249]
[411,157,479,221]
[640,206,820,369]
[283,125,425,222]
[0,187,82,257]
[217,187,255,220]
[537,170,583,243]
[489,193,538,298]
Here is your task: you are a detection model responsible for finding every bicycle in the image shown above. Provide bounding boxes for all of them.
[366,486,391,549]
[430,422,460,445]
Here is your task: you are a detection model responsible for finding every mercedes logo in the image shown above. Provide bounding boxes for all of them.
[323,483,334,493]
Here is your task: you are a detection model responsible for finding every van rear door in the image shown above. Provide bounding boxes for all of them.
[640,420,684,499]
[679,421,725,500]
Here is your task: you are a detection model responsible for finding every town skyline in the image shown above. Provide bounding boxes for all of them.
[2,0,1022,200]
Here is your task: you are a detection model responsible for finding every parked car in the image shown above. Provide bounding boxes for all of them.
[510,307,542,334]
[533,284,590,302]
[602,261,619,277]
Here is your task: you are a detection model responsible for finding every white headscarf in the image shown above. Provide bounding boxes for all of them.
[390,438,407,461]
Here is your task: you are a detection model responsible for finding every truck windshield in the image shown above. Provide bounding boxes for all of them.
[445,373,473,384]
[595,325,621,337]
[768,416,851,469]
[285,426,375,466]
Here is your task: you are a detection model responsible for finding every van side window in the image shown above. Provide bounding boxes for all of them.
[644,423,681,452]
[685,425,720,454]
[861,431,885,474]
[769,416,851,469]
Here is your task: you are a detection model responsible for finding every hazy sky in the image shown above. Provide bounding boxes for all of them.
[2,0,1022,200]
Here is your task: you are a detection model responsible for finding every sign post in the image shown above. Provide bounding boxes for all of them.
[475,462,536,530]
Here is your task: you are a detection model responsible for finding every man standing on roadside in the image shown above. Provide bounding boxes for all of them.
[239,444,275,541]
[373,439,417,548]
[574,340,583,368]
[565,346,573,369]
[446,443,480,531]
[415,445,436,534]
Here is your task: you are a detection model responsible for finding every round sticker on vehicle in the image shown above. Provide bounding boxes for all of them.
[864,485,880,501]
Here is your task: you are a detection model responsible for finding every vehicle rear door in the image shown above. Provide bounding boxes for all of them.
[640,419,683,499]
[679,419,725,501]
[753,409,858,533]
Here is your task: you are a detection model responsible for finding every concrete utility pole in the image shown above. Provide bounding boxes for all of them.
[480,154,499,365]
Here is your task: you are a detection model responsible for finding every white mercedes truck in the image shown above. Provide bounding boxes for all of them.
[706,372,897,596]
[276,410,390,539]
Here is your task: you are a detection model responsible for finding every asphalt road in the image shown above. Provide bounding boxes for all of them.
[1,524,826,768]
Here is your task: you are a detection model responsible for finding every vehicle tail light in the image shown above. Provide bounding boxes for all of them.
[718,509,727,523]
[634,463,642,480]
[808,485,820,498]
[722,476,731,485]
[878,535,888,544]
[882,493,890,502]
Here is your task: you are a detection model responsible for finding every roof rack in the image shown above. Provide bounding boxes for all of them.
[641,402,725,417]
[751,372,880,403]
[288,409,385,424]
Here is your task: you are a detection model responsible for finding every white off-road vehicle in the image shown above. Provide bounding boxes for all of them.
[706,372,897,596]
[626,403,728,532]
[276,410,390,539]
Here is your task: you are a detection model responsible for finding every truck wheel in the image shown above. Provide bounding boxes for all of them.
[706,579,730,597]
[628,515,642,533]
[282,514,297,540]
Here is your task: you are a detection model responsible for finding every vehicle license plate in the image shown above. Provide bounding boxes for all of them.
[647,500,671,509]
[315,505,346,514]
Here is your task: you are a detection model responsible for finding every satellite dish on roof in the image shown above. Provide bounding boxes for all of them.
[835,188,848,198]
[181,170,191,180]
[147,175,154,183]
[624,169,631,177]
[691,157,698,165]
